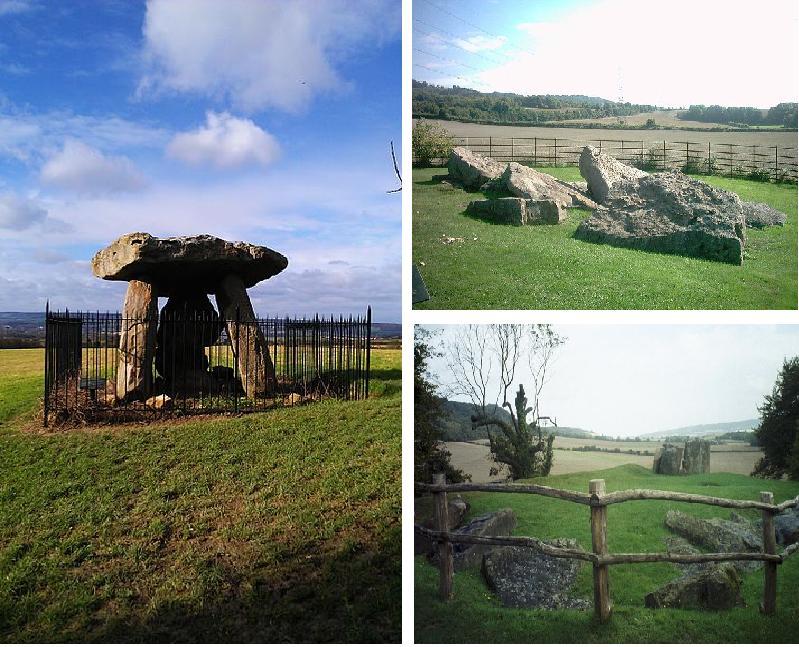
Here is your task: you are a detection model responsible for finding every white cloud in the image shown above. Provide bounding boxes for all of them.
[0,0,36,16]
[0,192,47,230]
[40,140,146,195]
[167,112,280,169]
[139,0,400,112]
[476,0,798,107]
[453,35,507,53]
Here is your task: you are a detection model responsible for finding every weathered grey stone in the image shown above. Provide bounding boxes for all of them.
[414,495,470,556]
[665,509,762,571]
[664,536,706,577]
[683,439,711,474]
[481,541,590,610]
[115,279,158,402]
[644,563,744,610]
[215,274,276,398]
[92,232,288,296]
[579,145,648,204]
[428,509,517,571]
[527,199,564,224]
[501,162,598,209]
[447,147,505,190]
[575,172,747,265]
[653,444,683,474]
[742,201,787,229]
[466,197,527,226]
[775,507,799,546]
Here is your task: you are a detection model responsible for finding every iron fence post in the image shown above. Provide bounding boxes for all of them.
[365,305,372,399]
[43,301,49,427]
[233,306,240,414]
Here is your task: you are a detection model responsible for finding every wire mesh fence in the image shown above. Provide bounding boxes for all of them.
[43,306,371,425]
[450,136,798,182]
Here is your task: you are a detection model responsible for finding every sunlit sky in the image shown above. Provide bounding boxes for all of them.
[413,0,798,107]
[0,0,401,321]
[420,324,798,438]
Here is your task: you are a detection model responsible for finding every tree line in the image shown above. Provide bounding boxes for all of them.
[680,103,797,128]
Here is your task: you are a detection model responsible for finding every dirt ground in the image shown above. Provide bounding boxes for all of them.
[445,438,764,482]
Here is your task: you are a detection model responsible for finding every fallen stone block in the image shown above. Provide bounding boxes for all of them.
[579,145,648,204]
[447,146,506,190]
[742,201,787,229]
[428,509,517,571]
[644,563,744,610]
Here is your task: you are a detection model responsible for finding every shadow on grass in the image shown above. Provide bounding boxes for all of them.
[86,529,401,643]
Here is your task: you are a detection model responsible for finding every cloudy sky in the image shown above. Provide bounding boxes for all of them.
[421,324,799,438]
[413,0,798,107]
[0,0,401,321]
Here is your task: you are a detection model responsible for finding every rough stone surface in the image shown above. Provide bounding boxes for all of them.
[665,509,762,571]
[115,279,158,402]
[653,445,683,475]
[447,146,505,190]
[644,563,744,610]
[481,541,590,610]
[466,197,565,225]
[92,232,288,296]
[742,201,787,229]
[575,172,747,265]
[775,507,799,546]
[501,162,599,209]
[428,509,517,571]
[664,536,706,577]
[682,439,711,474]
[578,145,648,204]
[414,495,470,556]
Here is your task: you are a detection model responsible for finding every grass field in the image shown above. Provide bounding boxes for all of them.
[444,439,763,482]
[0,347,400,642]
[415,464,799,643]
[413,167,797,310]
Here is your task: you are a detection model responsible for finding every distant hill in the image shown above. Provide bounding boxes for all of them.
[437,398,594,442]
[639,419,759,440]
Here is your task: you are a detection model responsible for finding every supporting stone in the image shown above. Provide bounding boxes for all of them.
[215,274,275,398]
[116,279,158,402]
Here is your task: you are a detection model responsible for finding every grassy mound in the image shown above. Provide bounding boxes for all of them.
[0,348,400,642]
[415,464,799,643]
[412,167,797,309]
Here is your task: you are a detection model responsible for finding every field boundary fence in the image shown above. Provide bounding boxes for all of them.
[448,136,798,182]
[43,306,371,425]
[415,474,799,622]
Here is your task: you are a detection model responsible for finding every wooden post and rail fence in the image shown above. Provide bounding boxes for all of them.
[417,474,799,622]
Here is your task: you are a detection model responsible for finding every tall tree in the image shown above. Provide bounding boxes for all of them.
[751,356,799,479]
[414,328,469,485]
[444,325,564,480]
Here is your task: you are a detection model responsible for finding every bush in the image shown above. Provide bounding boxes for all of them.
[682,156,705,174]
[747,167,773,183]
[412,120,454,167]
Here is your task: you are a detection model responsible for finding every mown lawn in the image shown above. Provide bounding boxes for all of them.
[0,347,401,642]
[412,167,797,309]
[415,464,799,643]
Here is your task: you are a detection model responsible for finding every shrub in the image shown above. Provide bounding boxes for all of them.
[412,119,454,168]
[747,167,773,183]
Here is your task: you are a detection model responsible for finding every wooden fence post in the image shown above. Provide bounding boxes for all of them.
[434,473,454,601]
[662,140,666,171]
[590,478,612,622]
[760,491,777,614]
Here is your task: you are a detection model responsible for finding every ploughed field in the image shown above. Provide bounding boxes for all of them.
[416,118,799,148]
[0,348,401,642]
[412,166,797,310]
[444,438,763,483]
[415,464,799,643]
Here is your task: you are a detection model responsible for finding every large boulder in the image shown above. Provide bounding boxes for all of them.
[92,232,288,297]
[500,162,598,209]
[742,201,787,229]
[644,563,744,610]
[579,145,648,204]
[447,147,506,190]
[653,444,683,475]
[466,197,564,225]
[481,541,590,610]
[574,172,747,265]
[682,439,711,474]
[665,509,762,571]
[428,509,517,571]
[775,507,799,546]
[414,495,470,556]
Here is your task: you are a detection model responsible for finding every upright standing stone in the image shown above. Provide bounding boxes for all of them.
[683,439,711,474]
[116,279,157,402]
[216,274,275,398]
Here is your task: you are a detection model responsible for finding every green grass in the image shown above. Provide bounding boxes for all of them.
[0,348,400,642]
[415,464,799,643]
[412,167,797,309]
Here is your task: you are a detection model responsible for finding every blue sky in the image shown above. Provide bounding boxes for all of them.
[422,324,798,438]
[413,0,798,107]
[0,0,401,321]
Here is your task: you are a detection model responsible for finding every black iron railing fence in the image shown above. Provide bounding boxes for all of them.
[43,306,371,425]
[446,136,798,182]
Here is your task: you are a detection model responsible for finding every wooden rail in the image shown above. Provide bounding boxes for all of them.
[417,475,799,622]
